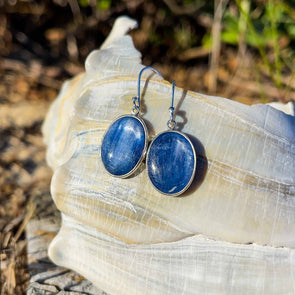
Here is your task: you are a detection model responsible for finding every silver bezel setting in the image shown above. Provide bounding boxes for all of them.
[101,114,148,179]
[146,130,196,197]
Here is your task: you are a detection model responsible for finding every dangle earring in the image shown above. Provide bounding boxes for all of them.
[101,66,163,178]
[146,82,196,196]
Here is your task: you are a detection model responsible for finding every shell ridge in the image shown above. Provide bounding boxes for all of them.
[44,16,295,293]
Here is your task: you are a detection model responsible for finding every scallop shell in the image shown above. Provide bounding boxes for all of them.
[43,16,295,294]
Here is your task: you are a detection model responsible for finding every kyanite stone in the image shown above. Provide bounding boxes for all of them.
[101,115,147,177]
[147,131,196,196]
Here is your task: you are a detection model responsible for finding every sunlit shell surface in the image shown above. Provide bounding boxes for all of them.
[43,16,295,295]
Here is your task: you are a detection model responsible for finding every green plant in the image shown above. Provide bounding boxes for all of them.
[78,0,111,10]
[203,0,295,90]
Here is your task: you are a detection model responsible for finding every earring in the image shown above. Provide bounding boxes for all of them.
[101,66,163,178]
[146,82,196,196]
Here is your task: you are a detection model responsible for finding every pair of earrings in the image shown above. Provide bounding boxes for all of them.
[101,66,196,197]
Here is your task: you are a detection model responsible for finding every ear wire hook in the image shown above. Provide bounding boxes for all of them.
[167,81,176,130]
[132,66,163,115]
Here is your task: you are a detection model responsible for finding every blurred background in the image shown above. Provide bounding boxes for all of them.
[0,0,295,294]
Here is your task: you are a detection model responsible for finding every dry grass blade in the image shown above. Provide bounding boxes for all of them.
[208,0,229,93]
[179,47,211,61]
[12,202,35,245]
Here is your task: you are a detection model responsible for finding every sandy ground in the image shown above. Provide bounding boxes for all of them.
[0,58,59,294]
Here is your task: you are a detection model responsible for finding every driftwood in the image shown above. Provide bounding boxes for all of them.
[26,191,105,295]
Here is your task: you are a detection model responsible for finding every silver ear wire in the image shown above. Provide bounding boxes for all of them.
[167,81,176,130]
[131,66,163,115]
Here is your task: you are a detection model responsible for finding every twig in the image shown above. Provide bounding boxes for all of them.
[178,47,211,61]
[208,0,229,93]
[269,0,281,88]
[67,34,79,62]
[224,1,250,98]
[67,0,82,22]
[237,0,250,57]
[11,202,35,245]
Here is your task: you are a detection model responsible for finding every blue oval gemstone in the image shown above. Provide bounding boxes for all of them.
[147,131,196,196]
[101,116,147,177]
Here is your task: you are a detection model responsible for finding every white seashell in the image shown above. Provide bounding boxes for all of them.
[43,16,295,294]
[268,101,295,116]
